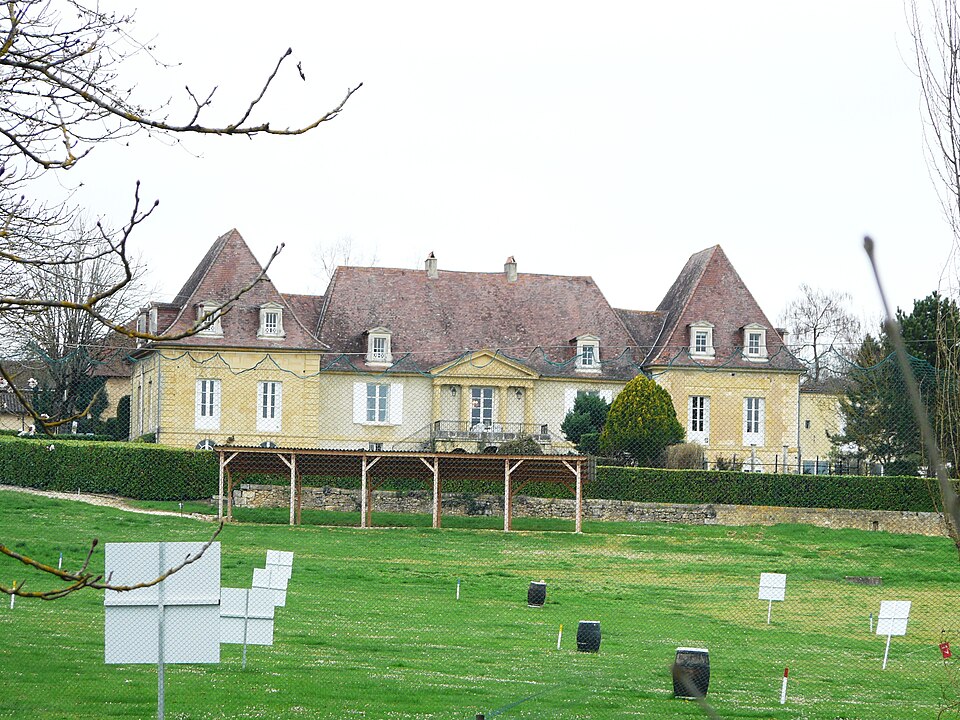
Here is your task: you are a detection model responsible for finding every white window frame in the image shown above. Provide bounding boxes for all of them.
[575,335,601,373]
[743,396,765,446]
[148,307,158,335]
[366,382,389,423]
[258,303,285,339]
[689,321,715,358]
[743,323,768,361]
[196,302,224,337]
[688,395,710,445]
[470,387,495,428]
[353,381,403,425]
[257,381,282,433]
[366,327,393,366]
[195,379,221,430]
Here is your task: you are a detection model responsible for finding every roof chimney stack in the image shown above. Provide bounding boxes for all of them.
[425,252,438,279]
[504,256,517,283]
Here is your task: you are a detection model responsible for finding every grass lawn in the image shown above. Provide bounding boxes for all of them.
[2,488,960,719]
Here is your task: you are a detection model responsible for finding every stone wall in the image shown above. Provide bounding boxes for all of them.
[231,483,948,537]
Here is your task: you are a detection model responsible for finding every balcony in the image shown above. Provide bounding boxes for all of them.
[431,420,553,447]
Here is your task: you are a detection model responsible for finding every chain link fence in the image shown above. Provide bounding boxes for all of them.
[1,343,959,718]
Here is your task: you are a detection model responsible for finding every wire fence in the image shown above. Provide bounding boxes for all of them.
[1,343,958,719]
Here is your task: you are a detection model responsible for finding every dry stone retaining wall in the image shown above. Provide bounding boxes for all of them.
[232,483,947,537]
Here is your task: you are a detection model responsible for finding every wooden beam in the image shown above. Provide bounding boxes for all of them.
[420,456,441,528]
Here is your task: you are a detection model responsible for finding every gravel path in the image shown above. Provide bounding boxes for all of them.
[0,484,215,522]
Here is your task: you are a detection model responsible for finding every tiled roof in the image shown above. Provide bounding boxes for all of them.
[646,245,804,372]
[317,265,643,379]
[152,230,324,351]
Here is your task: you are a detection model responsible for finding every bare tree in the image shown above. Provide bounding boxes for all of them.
[312,235,379,289]
[0,0,360,430]
[779,284,862,383]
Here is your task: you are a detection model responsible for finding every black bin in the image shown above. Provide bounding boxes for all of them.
[673,647,709,698]
[527,581,546,608]
[576,620,601,653]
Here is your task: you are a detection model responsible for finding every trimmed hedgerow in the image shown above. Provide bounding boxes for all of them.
[0,435,217,500]
[0,434,944,511]
[588,466,941,512]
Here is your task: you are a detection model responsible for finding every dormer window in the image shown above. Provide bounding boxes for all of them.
[575,335,601,373]
[148,307,158,335]
[366,327,393,366]
[258,302,285,339]
[689,321,715,358]
[196,302,224,337]
[742,323,768,361]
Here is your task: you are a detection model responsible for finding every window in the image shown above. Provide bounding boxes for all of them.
[471,387,494,428]
[575,335,601,372]
[366,383,389,423]
[742,324,768,361]
[195,379,221,430]
[743,396,765,446]
[368,442,384,452]
[563,387,615,415]
[257,381,282,432]
[366,327,393,366]
[688,395,710,444]
[689,322,715,357]
[197,302,223,336]
[353,382,403,425]
[148,307,158,335]
[258,303,285,339]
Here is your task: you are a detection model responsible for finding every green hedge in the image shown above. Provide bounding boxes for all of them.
[0,435,944,512]
[0,435,218,500]
[589,466,941,512]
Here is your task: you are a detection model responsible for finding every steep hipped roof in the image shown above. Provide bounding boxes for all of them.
[317,265,643,379]
[646,245,803,372]
[154,230,324,350]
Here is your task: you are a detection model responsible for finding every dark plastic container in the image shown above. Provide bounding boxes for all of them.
[576,620,601,652]
[527,581,546,607]
[673,647,710,698]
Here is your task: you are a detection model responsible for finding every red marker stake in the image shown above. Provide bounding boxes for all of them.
[780,667,788,704]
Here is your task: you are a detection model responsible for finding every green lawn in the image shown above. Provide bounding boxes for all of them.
[2,489,960,719]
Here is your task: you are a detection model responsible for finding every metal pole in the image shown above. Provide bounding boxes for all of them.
[242,589,249,669]
[217,451,224,521]
[158,543,166,720]
[289,453,296,527]
[575,460,582,534]
[361,456,368,529]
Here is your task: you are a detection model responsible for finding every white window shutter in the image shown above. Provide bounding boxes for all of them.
[390,383,404,425]
[564,388,578,415]
[194,380,203,429]
[353,382,366,424]
[274,383,282,429]
[757,398,765,446]
[601,388,614,404]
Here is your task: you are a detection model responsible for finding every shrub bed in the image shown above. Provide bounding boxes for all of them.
[589,466,942,512]
[0,435,217,500]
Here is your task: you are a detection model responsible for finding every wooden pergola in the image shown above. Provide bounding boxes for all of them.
[215,447,589,532]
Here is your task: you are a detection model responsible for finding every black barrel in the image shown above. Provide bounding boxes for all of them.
[527,581,546,608]
[576,620,601,652]
[673,647,710,698]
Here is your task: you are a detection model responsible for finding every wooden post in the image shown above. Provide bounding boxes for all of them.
[289,453,296,527]
[217,451,224,521]
[361,455,368,529]
[226,466,233,522]
[575,459,583,534]
[421,457,440,528]
[504,458,511,532]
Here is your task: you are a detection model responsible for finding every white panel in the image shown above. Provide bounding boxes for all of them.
[877,600,912,636]
[104,543,161,606]
[220,616,247,645]
[158,543,221,604]
[353,382,366,423]
[105,606,159,663]
[252,567,288,607]
[390,383,404,425]
[758,572,787,601]
[220,588,248,617]
[266,550,294,569]
[244,618,275,646]
[163,605,221,663]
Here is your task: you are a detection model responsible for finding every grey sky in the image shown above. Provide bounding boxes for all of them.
[68,1,954,331]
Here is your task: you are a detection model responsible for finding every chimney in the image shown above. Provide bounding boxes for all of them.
[425,252,438,279]
[504,256,517,283]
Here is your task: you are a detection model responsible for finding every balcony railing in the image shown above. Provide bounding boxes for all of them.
[432,420,553,444]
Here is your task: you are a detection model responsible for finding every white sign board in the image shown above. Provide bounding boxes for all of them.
[253,567,288,607]
[220,587,275,646]
[876,600,911,637]
[266,550,294,583]
[759,573,787,602]
[104,542,221,665]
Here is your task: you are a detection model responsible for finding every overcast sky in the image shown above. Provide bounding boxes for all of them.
[61,1,956,332]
